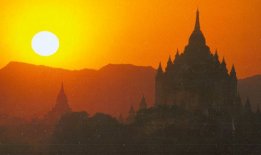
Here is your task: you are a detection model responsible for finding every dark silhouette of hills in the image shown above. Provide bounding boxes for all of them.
[0,61,259,119]
[0,61,155,119]
[238,74,261,110]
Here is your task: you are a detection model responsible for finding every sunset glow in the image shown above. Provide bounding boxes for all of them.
[0,0,260,77]
[0,1,261,152]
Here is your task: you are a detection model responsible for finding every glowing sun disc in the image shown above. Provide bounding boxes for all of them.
[32,31,59,56]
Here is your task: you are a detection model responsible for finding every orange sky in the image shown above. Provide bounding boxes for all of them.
[0,0,260,78]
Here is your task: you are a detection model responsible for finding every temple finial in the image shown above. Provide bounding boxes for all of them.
[158,62,162,70]
[168,55,172,63]
[194,9,200,31]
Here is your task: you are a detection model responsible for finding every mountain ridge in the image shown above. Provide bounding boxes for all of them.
[0,61,155,119]
[0,61,259,119]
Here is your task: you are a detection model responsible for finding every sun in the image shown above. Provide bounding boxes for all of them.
[32,31,59,56]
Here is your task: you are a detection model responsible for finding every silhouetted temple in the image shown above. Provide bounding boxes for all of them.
[155,10,240,115]
[45,83,72,123]
[139,95,147,111]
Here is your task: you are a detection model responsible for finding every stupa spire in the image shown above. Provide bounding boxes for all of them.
[188,9,206,46]
[194,9,200,31]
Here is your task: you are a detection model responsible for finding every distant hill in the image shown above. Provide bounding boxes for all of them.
[238,75,261,111]
[0,62,155,119]
[0,61,259,119]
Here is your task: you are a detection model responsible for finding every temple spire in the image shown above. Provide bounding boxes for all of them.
[139,94,147,110]
[214,49,219,63]
[56,83,69,107]
[173,49,180,64]
[194,9,200,31]
[176,49,180,56]
[157,62,163,74]
[167,55,172,66]
[188,9,206,46]
[230,64,237,78]
[156,62,164,79]
[221,57,226,65]
[45,82,71,123]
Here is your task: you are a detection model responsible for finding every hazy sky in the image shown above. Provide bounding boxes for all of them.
[0,0,260,78]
